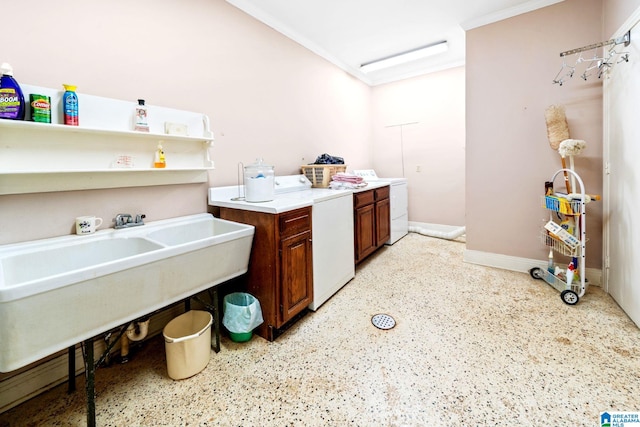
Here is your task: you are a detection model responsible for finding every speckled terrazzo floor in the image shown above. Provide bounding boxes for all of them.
[1,233,639,426]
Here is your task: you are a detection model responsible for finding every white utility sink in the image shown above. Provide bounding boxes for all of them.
[0,213,254,372]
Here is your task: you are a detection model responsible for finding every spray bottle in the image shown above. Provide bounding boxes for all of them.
[62,84,79,126]
[547,249,554,273]
[566,261,575,288]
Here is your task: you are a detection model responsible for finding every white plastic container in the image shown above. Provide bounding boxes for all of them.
[163,310,213,380]
[244,158,274,202]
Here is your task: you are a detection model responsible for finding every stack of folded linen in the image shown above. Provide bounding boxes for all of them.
[329,172,368,189]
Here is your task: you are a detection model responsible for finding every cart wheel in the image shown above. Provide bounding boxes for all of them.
[529,267,544,280]
[560,290,579,305]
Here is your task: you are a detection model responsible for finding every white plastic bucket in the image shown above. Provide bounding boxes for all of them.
[163,310,213,380]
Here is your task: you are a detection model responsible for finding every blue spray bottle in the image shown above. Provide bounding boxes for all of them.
[62,84,79,126]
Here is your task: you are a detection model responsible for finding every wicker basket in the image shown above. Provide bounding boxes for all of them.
[301,164,347,188]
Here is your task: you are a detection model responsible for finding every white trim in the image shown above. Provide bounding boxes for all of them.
[463,248,601,286]
[601,6,640,326]
[0,306,184,414]
[461,0,565,30]
[603,0,640,295]
[0,350,83,414]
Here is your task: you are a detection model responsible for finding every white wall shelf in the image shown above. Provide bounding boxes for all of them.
[0,85,214,195]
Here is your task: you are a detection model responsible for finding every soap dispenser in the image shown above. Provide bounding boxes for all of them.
[154,141,166,168]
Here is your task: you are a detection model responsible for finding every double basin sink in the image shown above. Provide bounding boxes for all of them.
[0,214,255,372]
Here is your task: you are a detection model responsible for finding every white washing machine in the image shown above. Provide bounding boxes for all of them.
[353,170,408,245]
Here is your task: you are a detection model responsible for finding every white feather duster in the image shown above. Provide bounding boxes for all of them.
[558,139,586,157]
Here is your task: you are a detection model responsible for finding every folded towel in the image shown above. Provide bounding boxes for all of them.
[329,181,368,190]
[331,172,364,184]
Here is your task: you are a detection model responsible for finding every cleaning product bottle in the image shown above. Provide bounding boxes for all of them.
[62,84,78,126]
[30,94,51,123]
[154,141,166,168]
[0,63,26,120]
[566,261,575,287]
[133,99,149,132]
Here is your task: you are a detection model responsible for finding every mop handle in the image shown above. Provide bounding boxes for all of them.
[560,156,572,193]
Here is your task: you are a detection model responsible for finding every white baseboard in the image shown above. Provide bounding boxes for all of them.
[0,305,185,414]
[463,249,602,286]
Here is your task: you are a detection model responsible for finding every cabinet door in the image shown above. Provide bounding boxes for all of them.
[355,203,376,262]
[280,230,313,324]
[376,197,391,246]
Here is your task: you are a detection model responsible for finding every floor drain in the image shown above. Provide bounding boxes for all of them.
[371,314,396,330]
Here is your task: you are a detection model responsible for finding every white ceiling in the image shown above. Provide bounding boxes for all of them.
[225,0,564,85]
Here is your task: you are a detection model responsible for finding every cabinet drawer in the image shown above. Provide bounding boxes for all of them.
[374,186,390,200]
[279,207,312,237]
[354,189,374,208]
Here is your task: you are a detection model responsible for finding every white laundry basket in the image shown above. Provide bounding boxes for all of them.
[163,310,213,380]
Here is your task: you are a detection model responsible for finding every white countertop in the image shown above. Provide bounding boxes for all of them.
[350,181,390,193]
[208,182,389,214]
[208,186,311,214]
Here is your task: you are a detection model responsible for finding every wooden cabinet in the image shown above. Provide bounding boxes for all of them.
[354,186,390,264]
[218,206,313,341]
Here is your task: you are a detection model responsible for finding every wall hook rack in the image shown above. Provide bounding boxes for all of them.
[553,30,631,86]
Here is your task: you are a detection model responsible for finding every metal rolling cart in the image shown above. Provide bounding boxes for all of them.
[529,168,592,305]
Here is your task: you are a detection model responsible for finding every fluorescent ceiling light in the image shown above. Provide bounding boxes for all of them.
[360,41,448,73]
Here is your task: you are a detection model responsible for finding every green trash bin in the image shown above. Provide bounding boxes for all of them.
[222,292,263,342]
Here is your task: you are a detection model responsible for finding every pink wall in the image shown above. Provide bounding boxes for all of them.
[466,0,604,266]
[0,0,372,244]
[371,67,466,226]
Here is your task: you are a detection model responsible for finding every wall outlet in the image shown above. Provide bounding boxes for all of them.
[416,165,421,172]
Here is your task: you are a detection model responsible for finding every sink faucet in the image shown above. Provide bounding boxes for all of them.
[114,213,146,229]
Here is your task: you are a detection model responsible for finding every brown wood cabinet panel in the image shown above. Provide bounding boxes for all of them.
[218,206,312,341]
[279,208,312,237]
[374,186,390,201]
[354,203,376,262]
[354,189,375,208]
[280,230,313,323]
[376,197,391,245]
[353,186,390,264]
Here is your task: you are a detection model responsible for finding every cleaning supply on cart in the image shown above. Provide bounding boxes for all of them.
[568,193,601,202]
[571,257,580,284]
[0,63,26,120]
[547,249,554,273]
[544,220,580,249]
[133,99,149,132]
[560,217,574,235]
[62,84,79,126]
[29,94,51,123]
[565,262,575,289]
[153,141,166,168]
[545,194,574,214]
